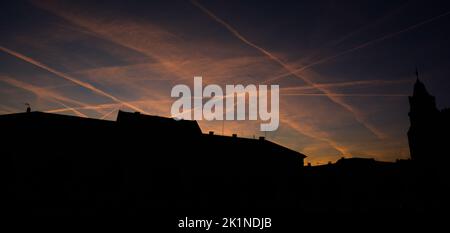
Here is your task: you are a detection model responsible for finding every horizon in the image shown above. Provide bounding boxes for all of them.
[2,0,450,164]
[0,108,412,165]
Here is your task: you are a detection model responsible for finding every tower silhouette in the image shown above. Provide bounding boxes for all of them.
[407,76,449,164]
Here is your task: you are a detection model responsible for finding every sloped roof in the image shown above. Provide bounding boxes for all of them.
[116,110,202,135]
[0,110,306,159]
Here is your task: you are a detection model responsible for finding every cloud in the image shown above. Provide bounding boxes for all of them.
[1,0,413,163]
[190,0,387,140]
[268,9,450,83]
[0,104,19,114]
[0,75,90,117]
[281,79,413,92]
[0,46,148,114]
[281,93,408,97]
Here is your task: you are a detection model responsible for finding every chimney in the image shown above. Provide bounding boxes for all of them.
[209,131,214,135]
[25,103,31,113]
[232,133,237,138]
[259,136,265,141]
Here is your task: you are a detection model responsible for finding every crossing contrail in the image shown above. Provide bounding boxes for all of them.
[281,93,408,97]
[54,100,89,117]
[280,79,412,92]
[0,46,148,114]
[100,107,118,120]
[0,76,90,117]
[191,0,386,139]
[267,9,450,83]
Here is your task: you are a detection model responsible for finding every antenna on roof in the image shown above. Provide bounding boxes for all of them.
[25,103,31,113]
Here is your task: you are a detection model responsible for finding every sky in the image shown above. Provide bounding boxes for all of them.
[1,0,450,164]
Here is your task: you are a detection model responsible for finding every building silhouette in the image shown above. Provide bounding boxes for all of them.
[408,78,450,165]
[1,110,305,214]
[3,78,450,214]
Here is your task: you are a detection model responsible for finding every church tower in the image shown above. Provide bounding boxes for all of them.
[407,73,439,162]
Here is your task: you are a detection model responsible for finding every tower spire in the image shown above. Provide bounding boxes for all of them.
[415,66,419,81]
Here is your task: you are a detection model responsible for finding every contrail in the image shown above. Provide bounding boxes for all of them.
[281,93,408,97]
[190,0,289,69]
[45,98,171,114]
[54,100,88,117]
[191,0,386,139]
[300,1,410,64]
[48,102,122,113]
[0,76,93,116]
[0,46,148,114]
[0,104,18,114]
[100,107,117,120]
[267,9,450,83]
[0,76,91,117]
[280,112,350,157]
[280,79,412,92]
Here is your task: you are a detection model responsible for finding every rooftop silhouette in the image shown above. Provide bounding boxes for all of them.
[2,80,449,215]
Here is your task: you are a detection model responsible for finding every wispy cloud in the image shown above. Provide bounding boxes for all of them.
[281,79,413,92]
[297,1,410,65]
[281,93,408,97]
[0,0,421,163]
[0,46,148,114]
[0,75,89,117]
[190,0,387,139]
[0,104,19,114]
[268,9,450,83]
[280,111,350,157]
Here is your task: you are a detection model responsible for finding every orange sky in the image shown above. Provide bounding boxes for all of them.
[2,0,450,164]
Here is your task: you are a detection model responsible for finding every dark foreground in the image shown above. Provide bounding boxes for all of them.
[2,111,449,222]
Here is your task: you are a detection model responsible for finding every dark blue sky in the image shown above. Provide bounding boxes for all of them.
[1,0,450,164]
